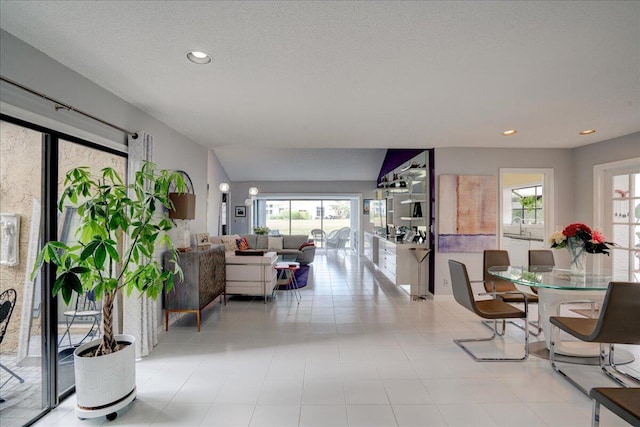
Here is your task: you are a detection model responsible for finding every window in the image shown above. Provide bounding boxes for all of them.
[511,185,543,225]
[256,198,355,248]
[610,172,640,281]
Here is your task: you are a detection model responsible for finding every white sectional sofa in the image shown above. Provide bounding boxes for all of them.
[208,233,315,302]
[224,251,278,303]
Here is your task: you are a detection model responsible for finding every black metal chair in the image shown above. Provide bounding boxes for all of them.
[550,282,640,395]
[448,260,530,361]
[0,288,24,402]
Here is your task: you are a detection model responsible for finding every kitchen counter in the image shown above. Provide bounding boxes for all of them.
[503,233,544,242]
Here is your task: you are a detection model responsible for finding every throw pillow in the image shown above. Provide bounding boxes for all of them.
[267,236,284,250]
[298,242,315,250]
[221,235,240,252]
[237,236,250,251]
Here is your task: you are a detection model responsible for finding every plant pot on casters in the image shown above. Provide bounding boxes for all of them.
[74,334,136,421]
[32,162,188,421]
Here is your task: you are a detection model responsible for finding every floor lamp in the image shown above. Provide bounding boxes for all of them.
[219,182,229,235]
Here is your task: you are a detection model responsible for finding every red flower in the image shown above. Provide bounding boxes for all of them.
[591,228,605,244]
[562,223,591,238]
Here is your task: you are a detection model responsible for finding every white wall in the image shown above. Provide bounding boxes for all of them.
[0,30,211,235]
[0,30,218,331]
[207,150,231,236]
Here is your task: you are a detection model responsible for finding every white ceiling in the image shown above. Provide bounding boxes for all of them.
[1,1,639,181]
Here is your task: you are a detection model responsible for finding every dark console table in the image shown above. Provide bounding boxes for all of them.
[163,244,226,331]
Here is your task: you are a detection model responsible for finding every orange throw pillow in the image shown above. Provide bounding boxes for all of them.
[237,237,250,251]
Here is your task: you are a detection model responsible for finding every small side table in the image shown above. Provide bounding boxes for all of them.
[275,262,301,304]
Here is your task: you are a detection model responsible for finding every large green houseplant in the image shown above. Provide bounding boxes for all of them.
[34,162,185,354]
[31,162,186,419]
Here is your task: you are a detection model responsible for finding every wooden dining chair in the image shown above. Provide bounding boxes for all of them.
[483,250,539,336]
[448,260,529,361]
[549,282,640,395]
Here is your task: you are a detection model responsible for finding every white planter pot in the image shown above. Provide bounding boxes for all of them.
[73,334,137,420]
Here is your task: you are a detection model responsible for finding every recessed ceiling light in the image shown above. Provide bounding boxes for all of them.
[186,50,211,64]
[502,129,517,136]
[579,129,596,135]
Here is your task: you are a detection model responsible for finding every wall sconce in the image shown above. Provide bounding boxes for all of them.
[168,171,196,251]
[219,182,230,193]
[248,187,259,196]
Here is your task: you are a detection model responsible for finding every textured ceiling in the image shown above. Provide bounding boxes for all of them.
[1,1,639,181]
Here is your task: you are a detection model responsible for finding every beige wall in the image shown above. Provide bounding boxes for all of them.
[0,121,42,352]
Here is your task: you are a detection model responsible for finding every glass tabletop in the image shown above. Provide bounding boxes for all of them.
[487,266,612,291]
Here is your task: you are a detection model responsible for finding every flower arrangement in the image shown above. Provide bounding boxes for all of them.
[549,223,614,255]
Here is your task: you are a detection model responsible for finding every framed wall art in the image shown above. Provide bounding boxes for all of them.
[235,206,246,217]
[438,174,497,252]
[363,199,371,215]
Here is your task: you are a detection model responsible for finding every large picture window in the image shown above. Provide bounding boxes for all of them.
[255,198,355,249]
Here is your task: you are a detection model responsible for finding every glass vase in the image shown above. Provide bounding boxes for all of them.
[566,236,587,276]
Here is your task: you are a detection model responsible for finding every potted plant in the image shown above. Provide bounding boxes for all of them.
[32,162,186,421]
[253,226,270,235]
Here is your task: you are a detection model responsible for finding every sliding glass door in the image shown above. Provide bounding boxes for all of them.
[0,120,47,427]
[56,140,126,395]
[0,116,126,426]
[258,198,354,249]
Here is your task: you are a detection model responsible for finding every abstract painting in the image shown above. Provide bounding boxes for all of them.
[438,175,497,252]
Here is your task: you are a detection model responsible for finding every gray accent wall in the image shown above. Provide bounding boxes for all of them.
[435,147,573,297]
[434,140,639,297]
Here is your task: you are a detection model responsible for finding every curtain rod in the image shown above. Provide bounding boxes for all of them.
[1,75,138,138]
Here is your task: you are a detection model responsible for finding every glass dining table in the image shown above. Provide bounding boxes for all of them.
[488,265,614,358]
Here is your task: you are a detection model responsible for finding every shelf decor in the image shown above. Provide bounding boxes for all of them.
[438,175,497,252]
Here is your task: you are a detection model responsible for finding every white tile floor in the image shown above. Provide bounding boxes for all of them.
[31,253,639,426]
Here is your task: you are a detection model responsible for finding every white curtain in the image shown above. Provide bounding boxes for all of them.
[123,132,157,358]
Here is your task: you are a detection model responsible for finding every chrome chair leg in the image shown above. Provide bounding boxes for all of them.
[549,329,638,396]
[482,319,506,336]
[600,344,640,387]
[592,398,601,427]
[456,314,529,362]
[549,337,590,396]
[482,317,541,336]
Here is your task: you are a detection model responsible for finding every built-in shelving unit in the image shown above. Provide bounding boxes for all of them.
[368,151,433,297]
